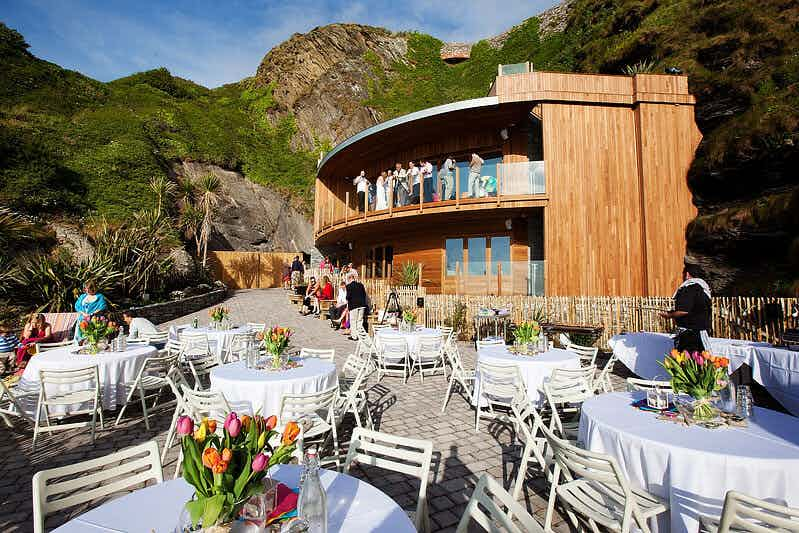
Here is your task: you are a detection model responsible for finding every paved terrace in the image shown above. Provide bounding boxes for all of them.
[1,289,630,532]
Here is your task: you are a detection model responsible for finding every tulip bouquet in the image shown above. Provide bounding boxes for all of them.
[177,412,301,528]
[79,316,117,354]
[209,306,230,328]
[660,349,730,420]
[514,321,541,344]
[259,326,292,369]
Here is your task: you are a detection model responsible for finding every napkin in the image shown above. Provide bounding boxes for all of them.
[265,483,299,525]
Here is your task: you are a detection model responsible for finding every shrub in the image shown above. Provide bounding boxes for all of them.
[394,262,420,286]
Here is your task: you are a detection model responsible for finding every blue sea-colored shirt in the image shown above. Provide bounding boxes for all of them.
[0,333,19,353]
[75,292,108,339]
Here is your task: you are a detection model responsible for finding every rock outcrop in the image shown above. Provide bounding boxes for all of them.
[255,24,407,148]
[171,161,315,254]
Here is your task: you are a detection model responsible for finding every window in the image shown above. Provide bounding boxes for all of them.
[367,245,393,278]
[467,237,486,275]
[445,238,464,276]
[491,236,510,276]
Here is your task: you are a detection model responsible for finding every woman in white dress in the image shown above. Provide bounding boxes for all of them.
[375,171,388,210]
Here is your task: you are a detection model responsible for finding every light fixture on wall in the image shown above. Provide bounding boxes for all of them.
[505,218,513,230]
[499,128,509,141]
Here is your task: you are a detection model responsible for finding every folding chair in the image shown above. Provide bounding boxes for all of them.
[172,385,231,478]
[300,348,335,362]
[564,342,599,368]
[510,392,552,503]
[143,330,169,348]
[32,440,162,533]
[544,366,595,440]
[376,335,410,383]
[114,353,178,429]
[595,352,619,393]
[0,380,37,427]
[344,428,434,532]
[476,339,505,350]
[412,334,445,383]
[161,367,195,462]
[279,386,340,467]
[336,355,374,429]
[225,332,256,363]
[34,339,76,353]
[246,322,266,332]
[456,473,545,532]
[474,361,524,432]
[700,490,799,532]
[32,366,104,452]
[541,424,668,533]
[626,378,672,393]
[441,343,475,413]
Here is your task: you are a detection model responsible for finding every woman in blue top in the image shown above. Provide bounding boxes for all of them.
[74,281,108,340]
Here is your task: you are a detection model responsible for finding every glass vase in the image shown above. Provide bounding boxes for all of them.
[689,394,718,421]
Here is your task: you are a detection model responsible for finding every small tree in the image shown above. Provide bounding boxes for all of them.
[196,173,221,267]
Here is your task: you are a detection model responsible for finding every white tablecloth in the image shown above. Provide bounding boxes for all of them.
[170,325,252,360]
[472,345,580,407]
[210,359,338,417]
[609,332,799,415]
[376,328,441,356]
[579,392,799,533]
[53,464,416,532]
[18,345,156,416]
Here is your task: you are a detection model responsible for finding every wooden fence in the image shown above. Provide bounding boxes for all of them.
[422,294,799,348]
[209,251,296,289]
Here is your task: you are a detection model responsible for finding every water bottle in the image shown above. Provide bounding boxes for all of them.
[297,449,327,533]
[118,326,127,351]
[192,317,199,329]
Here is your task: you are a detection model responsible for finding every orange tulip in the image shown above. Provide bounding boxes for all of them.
[282,421,300,446]
[206,418,217,433]
[213,460,229,474]
[202,448,221,469]
[221,448,232,462]
[241,415,251,430]
[264,415,277,432]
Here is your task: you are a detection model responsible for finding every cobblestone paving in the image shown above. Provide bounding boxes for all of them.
[2,289,630,532]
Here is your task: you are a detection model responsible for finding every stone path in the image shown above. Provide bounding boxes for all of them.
[2,289,629,532]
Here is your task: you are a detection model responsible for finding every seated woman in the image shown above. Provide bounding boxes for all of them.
[74,280,108,341]
[301,277,319,315]
[312,275,335,316]
[330,281,349,331]
[15,312,52,369]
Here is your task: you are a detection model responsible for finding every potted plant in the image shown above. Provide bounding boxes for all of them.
[176,413,301,531]
[661,349,730,420]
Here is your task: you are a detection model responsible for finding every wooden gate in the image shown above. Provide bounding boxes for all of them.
[209,251,297,289]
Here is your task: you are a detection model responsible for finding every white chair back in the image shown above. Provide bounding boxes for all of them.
[710,490,799,532]
[180,384,231,420]
[300,348,335,361]
[476,339,504,350]
[162,339,185,357]
[143,331,169,345]
[344,428,433,532]
[0,381,36,426]
[510,392,551,502]
[456,473,545,533]
[416,334,443,362]
[558,333,571,347]
[380,336,409,364]
[595,352,618,393]
[225,332,256,363]
[32,441,163,533]
[565,343,599,367]
[477,361,524,403]
[180,331,212,358]
[279,386,338,426]
[626,378,673,393]
[35,339,76,352]
[246,322,266,332]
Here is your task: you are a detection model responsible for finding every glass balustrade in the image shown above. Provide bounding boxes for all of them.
[442,260,545,296]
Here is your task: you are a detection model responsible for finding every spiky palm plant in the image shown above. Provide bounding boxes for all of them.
[196,173,221,267]
[149,176,177,214]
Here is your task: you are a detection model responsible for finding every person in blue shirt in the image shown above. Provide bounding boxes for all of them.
[74,280,108,340]
[0,323,19,373]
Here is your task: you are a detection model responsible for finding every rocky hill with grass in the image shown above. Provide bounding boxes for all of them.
[2,0,798,294]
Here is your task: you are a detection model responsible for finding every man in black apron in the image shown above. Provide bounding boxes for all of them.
[660,264,712,353]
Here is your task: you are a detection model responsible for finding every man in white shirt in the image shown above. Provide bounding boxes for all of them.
[353,171,369,212]
[408,161,420,204]
[123,310,159,340]
[468,153,484,198]
[422,160,434,202]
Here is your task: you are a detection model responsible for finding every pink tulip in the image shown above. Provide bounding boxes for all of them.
[251,452,269,472]
[224,412,238,431]
[227,417,242,438]
[176,416,194,436]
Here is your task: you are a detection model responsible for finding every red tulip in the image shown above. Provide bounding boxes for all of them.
[176,415,194,436]
[251,452,269,472]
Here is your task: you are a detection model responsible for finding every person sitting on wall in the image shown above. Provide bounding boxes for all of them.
[301,276,319,316]
[15,312,52,370]
[122,310,159,342]
[313,275,335,316]
[659,264,712,353]
[330,280,349,331]
[290,255,304,289]
[353,171,369,213]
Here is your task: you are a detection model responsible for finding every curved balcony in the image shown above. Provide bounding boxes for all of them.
[314,160,547,244]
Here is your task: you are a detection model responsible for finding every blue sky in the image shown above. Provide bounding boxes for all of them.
[3,0,558,87]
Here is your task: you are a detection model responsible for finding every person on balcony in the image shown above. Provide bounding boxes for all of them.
[393,163,409,206]
[408,161,420,204]
[421,160,434,202]
[375,172,388,210]
[439,156,455,200]
[354,171,369,212]
[468,153,484,198]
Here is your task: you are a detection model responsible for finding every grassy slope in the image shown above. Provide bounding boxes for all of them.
[0,24,318,220]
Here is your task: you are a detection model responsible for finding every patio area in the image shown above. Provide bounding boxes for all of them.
[2,288,635,532]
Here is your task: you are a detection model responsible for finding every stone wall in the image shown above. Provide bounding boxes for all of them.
[127,288,229,325]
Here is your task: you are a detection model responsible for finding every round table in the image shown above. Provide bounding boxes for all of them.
[376,327,441,355]
[579,392,799,533]
[171,325,252,360]
[53,464,416,532]
[18,344,156,416]
[472,344,580,406]
[210,359,338,416]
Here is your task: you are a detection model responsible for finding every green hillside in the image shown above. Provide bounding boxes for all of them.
[0,23,318,220]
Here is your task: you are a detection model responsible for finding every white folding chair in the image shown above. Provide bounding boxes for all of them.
[279,386,340,467]
[441,343,475,413]
[595,352,619,393]
[558,333,571,347]
[114,353,178,429]
[179,336,218,390]
[143,330,169,347]
[544,366,595,440]
[456,473,545,533]
[180,331,214,360]
[344,428,434,532]
[700,490,799,532]
[336,355,374,429]
[510,392,552,503]
[161,367,195,461]
[541,424,668,533]
[161,338,184,357]
[32,440,163,533]
[0,380,37,427]
[626,378,673,393]
[300,348,335,361]
[475,361,524,432]
[246,322,266,332]
[225,332,256,363]
[476,339,505,350]
[34,339,76,352]
[565,342,599,368]
[377,335,410,383]
[32,366,103,452]
[412,334,445,383]
[172,385,231,478]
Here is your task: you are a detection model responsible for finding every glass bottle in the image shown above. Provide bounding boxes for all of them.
[297,449,327,533]
[118,326,127,351]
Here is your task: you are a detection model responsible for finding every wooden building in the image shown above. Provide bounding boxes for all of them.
[314,68,701,296]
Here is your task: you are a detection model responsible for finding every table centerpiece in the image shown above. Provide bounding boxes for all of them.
[259,326,293,370]
[400,309,417,333]
[78,316,118,354]
[661,349,730,421]
[209,306,230,330]
[176,412,301,531]
[513,321,541,355]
